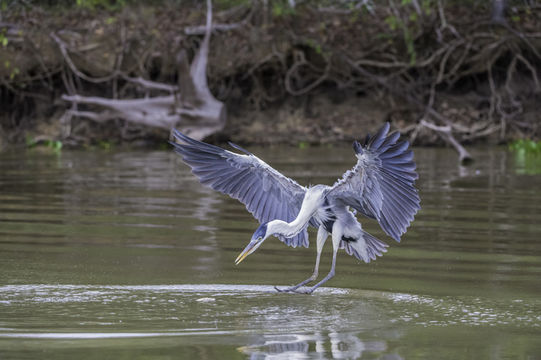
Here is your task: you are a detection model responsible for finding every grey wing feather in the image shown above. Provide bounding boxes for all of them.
[329,122,421,242]
[171,130,309,247]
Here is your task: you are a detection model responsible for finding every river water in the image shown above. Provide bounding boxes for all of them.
[0,145,540,359]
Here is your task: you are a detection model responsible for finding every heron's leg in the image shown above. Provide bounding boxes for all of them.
[294,226,341,294]
[276,226,328,292]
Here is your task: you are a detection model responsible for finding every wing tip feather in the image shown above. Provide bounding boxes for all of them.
[334,122,420,243]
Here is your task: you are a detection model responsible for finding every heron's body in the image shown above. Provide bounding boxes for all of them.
[270,185,385,261]
[171,123,420,293]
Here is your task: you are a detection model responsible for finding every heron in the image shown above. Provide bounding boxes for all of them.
[171,122,420,294]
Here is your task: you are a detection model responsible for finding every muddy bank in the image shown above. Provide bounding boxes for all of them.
[1,1,540,151]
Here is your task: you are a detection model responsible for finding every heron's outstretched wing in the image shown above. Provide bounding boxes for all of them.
[171,130,309,247]
[329,123,420,242]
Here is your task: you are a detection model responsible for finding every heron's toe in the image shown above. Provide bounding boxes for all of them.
[291,288,314,295]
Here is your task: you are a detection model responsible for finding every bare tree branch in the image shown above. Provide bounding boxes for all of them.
[420,120,473,164]
[61,0,225,141]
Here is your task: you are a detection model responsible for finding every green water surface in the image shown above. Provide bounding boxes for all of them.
[0,146,540,359]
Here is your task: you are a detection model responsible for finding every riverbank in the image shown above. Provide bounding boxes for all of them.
[1,1,540,151]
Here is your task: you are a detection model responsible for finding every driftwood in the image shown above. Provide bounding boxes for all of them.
[347,60,474,163]
[59,0,225,141]
[420,120,473,164]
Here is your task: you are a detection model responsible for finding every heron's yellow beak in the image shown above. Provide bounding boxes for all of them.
[234,250,250,265]
[235,239,260,265]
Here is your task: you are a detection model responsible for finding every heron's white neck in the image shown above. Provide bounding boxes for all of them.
[267,186,326,238]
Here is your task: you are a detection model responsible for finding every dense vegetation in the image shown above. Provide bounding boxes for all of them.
[1,0,540,157]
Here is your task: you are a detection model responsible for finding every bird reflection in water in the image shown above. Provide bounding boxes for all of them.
[238,332,398,359]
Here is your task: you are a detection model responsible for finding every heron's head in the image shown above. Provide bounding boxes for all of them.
[235,222,270,265]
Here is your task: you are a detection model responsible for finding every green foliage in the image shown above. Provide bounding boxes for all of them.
[47,140,63,152]
[403,28,416,65]
[384,14,417,65]
[384,15,400,31]
[0,28,8,47]
[215,0,250,8]
[9,66,19,80]
[97,140,112,150]
[298,141,308,149]
[158,142,171,150]
[306,39,322,55]
[4,60,20,80]
[421,0,432,14]
[272,0,295,17]
[25,135,35,148]
[509,139,541,154]
[382,0,440,66]
[26,136,63,154]
[76,0,126,11]
[509,139,541,175]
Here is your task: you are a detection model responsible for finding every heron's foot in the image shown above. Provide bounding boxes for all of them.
[291,287,315,295]
[287,271,334,294]
[274,286,315,294]
[274,286,290,293]
[274,274,318,293]
[274,284,309,293]
[274,286,302,293]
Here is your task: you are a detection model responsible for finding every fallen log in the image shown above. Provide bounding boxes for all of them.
[59,0,225,141]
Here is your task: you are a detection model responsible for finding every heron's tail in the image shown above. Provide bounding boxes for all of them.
[340,230,388,263]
